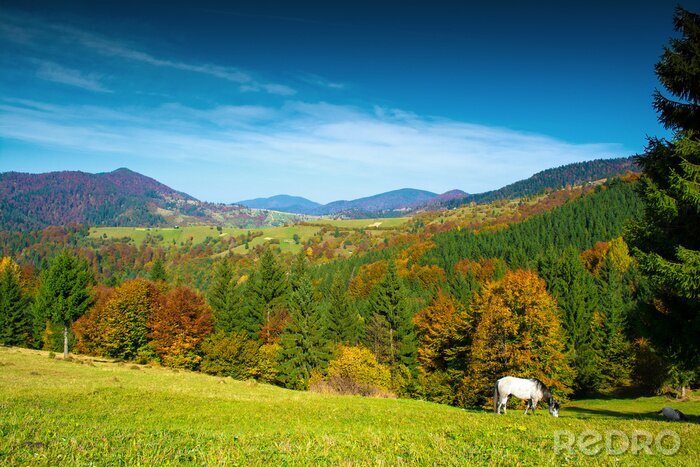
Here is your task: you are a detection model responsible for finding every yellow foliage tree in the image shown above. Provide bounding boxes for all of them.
[460,270,572,407]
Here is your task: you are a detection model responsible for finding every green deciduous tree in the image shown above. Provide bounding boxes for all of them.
[33,251,94,357]
[626,7,700,395]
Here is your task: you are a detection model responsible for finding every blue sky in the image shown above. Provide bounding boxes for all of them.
[0,1,693,203]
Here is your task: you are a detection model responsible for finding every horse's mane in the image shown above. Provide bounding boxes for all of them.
[530,378,552,399]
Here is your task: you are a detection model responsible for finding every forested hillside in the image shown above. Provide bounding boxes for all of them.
[0,168,303,230]
[2,176,667,407]
[442,156,639,208]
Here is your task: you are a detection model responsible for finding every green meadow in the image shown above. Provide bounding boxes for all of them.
[89,218,410,255]
[1,347,698,465]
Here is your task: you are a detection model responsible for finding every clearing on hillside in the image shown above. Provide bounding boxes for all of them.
[1,347,698,465]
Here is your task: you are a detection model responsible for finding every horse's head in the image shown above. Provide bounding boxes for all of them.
[548,398,560,417]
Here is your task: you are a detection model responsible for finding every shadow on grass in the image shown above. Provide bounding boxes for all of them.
[565,405,700,424]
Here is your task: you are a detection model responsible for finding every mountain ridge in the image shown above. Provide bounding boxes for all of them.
[0,156,640,229]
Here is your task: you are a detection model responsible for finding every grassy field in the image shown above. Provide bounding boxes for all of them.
[1,348,698,465]
[90,218,411,256]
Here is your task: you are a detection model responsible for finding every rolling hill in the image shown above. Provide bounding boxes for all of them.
[239,188,465,216]
[0,168,301,230]
[440,156,640,209]
[237,194,321,213]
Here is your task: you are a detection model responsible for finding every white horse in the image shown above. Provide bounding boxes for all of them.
[494,376,560,417]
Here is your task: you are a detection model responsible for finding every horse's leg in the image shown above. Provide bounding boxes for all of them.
[524,399,530,415]
[532,398,538,415]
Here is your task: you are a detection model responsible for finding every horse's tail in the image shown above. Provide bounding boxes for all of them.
[493,380,499,413]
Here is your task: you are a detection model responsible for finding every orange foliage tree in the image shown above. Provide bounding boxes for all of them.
[148,286,214,369]
[413,290,471,372]
[459,270,572,407]
[347,260,387,299]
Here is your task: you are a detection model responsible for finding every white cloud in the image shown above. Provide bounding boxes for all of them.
[0,12,295,96]
[0,98,629,201]
[34,60,112,93]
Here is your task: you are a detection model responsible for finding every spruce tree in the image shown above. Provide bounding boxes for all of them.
[366,260,416,368]
[279,271,328,389]
[626,7,700,394]
[326,272,362,345]
[593,259,632,391]
[0,259,30,346]
[545,247,601,394]
[239,248,289,340]
[149,257,168,282]
[33,251,94,357]
[207,257,242,333]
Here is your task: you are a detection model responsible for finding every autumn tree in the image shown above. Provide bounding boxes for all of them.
[462,270,572,407]
[33,251,94,357]
[148,286,214,369]
[74,279,161,360]
[321,345,392,396]
[413,289,471,373]
[0,257,31,346]
[626,7,700,395]
[200,330,260,379]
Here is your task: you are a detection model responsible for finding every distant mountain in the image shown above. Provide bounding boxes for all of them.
[0,169,301,230]
[239,188,446,216]
[317,188,439,216]
[238,195,321,213]
[440,156,640,209]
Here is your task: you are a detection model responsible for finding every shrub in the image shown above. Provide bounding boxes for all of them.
[200,331,260,380]
[312,345,392,397]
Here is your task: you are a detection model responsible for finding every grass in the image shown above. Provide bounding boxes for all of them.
[1,348,698,465]
[90,218,410,256]
[88,226,253,245]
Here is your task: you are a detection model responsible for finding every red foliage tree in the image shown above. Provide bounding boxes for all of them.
[147,286,214,369]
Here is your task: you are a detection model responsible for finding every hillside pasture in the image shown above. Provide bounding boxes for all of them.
[1,348,698,465]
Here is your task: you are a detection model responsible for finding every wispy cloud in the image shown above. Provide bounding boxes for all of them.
[298,73,345,90]
[0,98,629,201]
[0,11,295,96]
[33,60,112,93]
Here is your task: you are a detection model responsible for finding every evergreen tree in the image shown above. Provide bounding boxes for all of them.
[149,257,168,282]
[593,259,633,390]
[544,247,601,394]
[326,272,362,345]
[33,251,94,357]
[279,271,329,389]
[207,257,241,332]
[626,7,700,395]
[239,248,289,340]
[365,260,416,368]
[0,258,30,346]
